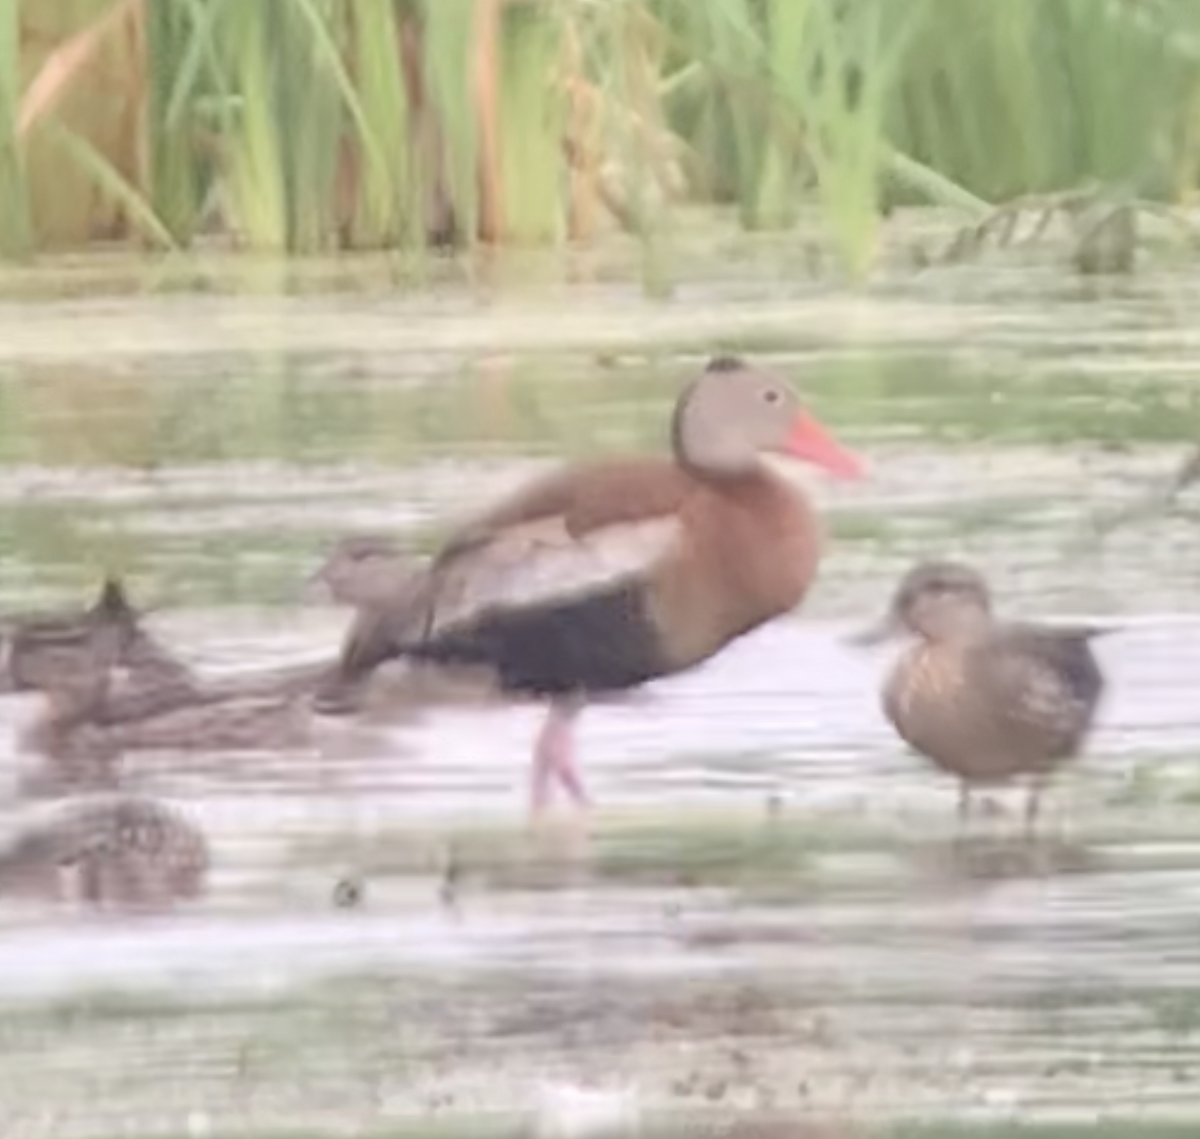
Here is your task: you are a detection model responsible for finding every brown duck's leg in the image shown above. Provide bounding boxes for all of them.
[529,698,589,820]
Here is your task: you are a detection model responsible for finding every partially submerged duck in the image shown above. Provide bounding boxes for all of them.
[854,559,1110,839]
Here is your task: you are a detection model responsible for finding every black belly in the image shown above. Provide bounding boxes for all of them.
[405,579,667,697]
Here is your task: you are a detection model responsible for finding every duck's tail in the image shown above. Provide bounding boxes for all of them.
[312,622,494,716]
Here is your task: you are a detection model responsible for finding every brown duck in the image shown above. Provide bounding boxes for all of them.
[0,794,209,912]
[20,685,311,798]
[9,596,310,796]
[313,355,864,823]
[854,560,1110,838]
[5,576,324,706]
[0,577,197,697]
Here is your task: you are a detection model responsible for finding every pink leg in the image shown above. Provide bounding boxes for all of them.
[530,700,589,820]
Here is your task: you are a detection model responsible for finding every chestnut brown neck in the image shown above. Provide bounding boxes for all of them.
[719,468,821,609]
[652,465,820,669]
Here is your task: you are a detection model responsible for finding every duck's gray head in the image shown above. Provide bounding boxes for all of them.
[850,560,993,646]
[305,535,418,608]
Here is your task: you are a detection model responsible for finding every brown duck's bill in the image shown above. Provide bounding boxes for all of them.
[783,411,865,480]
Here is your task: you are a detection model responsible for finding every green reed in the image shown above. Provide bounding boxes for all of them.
[6,0,1200,280]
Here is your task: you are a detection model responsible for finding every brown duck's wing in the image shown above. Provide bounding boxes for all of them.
[439,457,691,558]
[340,459,693,675]
[968,623,1105,747]
[1000,623,1108,703]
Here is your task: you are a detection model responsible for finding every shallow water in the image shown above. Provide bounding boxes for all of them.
[1,232,1200,1134]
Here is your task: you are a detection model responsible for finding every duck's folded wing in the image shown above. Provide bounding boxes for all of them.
[1003,625,1108,701]
[441,457,689,556]
[973,627,1105,744]
[415,512,682,639]
[339,460,692,677]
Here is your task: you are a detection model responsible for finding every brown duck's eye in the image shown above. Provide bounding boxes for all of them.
[763,389,781,404]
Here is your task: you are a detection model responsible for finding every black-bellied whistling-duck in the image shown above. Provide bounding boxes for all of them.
[312,355,864,822]
[852,560,1109,840]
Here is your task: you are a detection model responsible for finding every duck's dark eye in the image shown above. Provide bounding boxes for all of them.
[763,389,781,404]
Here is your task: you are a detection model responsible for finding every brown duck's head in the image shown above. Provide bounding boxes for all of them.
[851,560,994,646]
[0,576,144,698]
[670,356,864,480]
[304,534,420,608]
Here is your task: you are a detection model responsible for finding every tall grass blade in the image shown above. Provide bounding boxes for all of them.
[218,1,290,249]
[42,118,177,250]
[3,0,1200,277]
[18,0,137,138]
[343,0,419,249]
[0,0,30,257]
[496,2,564,245]
[144,0,204,243]
[274,0,343,253]
[423,0,481,246]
